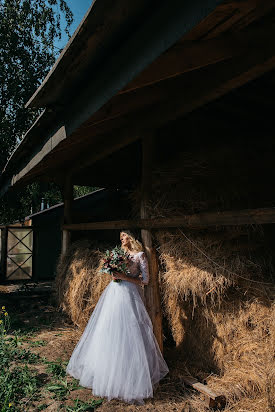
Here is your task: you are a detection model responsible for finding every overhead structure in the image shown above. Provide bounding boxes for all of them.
[1,0,275,351]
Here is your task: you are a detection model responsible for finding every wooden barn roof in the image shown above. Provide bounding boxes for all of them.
[1,0,275,195]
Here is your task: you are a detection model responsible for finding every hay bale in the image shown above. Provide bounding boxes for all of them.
[154,227,275,411]
[53,239,110,329]
[203,300,275,410]
[129,143,275,411]
[156,226,269,309]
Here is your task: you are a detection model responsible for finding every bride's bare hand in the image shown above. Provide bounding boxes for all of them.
[112,271,126,280]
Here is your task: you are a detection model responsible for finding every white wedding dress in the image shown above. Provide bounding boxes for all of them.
[66,251,169,404]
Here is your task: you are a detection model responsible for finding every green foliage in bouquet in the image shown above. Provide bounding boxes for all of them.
[100,246,130,283]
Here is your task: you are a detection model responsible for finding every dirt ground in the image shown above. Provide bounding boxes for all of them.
[0,284,201,412]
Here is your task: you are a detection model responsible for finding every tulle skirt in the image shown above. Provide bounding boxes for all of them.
[66,279,169,404]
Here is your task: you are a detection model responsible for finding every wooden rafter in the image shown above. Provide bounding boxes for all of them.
[7,11,275,186]
[183,0,275,41]
[90,21,275,121]
[119,21,275,94]
[63,207,275,230]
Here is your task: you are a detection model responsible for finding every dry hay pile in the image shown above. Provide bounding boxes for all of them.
[155,226,275,411]
[130,147,275,411]
[53,239,111,329]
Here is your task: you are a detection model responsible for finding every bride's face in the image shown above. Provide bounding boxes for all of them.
[120,232,131,248]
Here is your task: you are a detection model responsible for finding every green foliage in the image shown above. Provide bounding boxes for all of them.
[100,246,131,283]
[0,306,103,410]
[0,0,73,170]
[44,358,67,379]
[0,181,63,224]
[46,378,81,401]
[73,186,100,199]
[65,398,104,411]
[0,182,100,224]
[0,308,41,410]
[29,339,47,347]
[0,0,73,224]
[44,359,85,401]
[37,404,49,411]
[0,310,41,367]
[0,364,39,409]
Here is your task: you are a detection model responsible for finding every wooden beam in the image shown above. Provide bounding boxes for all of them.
[70,128,139,176]
[82,22,275,122]
[183,0,275,41]
[0,227,7,282]
[8,16,275,188]
[226,1,275,35]
[119,13,275,94]
[182,373,226,409]
[11,125,66,187]
[52,19,275,180]
[118,39,233,94]
[61,175,73,257]
[140,134,163,354]
[63,207,275,230]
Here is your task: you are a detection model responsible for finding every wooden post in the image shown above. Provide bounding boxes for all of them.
[140,133,164,353]
[0,227,7,282]
[61,175,73,257]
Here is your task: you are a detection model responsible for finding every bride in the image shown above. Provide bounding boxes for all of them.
[66,230,169,405]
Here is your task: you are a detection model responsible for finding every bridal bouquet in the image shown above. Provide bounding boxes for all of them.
[100,246,130,283]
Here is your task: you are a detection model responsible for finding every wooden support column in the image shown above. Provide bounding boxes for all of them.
[140,133,163,353]
[61,175,73,257]
[0,227,7,281]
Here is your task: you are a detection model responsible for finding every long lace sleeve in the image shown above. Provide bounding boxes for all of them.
[139,252,149,285]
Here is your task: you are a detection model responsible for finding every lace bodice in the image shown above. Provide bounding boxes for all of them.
[126,251,149,285]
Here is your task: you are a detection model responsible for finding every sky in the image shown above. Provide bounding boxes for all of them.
[55,0,93,51]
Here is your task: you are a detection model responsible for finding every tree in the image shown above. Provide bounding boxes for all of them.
[0,0,73,223]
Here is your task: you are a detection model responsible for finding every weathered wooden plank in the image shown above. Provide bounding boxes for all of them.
[61,176,73,257]
[228,1,275,33]
[183,0,275,41]
[0,227,7,282]
[70,128,139,176]
[63,207,275,230]
[11,125,66,186]
[140,134,163,354]
[182,374,226,409]
[183,4,241,41]
[61,229,70,258]
[119,38,234,94]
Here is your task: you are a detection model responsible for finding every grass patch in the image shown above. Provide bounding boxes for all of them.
[0,306,42,410]
[44,358,68,379]
[0,364,40,410]
[46,378,82,401]
[64,398,104,411]
[0,306,104,411]
[29,340,48,347]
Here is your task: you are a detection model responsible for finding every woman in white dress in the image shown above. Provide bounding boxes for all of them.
[66,230,169,405]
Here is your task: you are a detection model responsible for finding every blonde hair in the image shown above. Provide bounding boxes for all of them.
[120,230,143,253]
